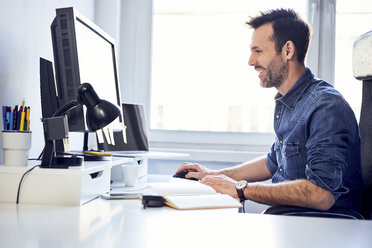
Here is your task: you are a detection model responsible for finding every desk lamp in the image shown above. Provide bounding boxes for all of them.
[40,83,121,168]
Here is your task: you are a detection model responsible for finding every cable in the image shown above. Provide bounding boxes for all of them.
[16,165,39,204]
[36,146,45,161]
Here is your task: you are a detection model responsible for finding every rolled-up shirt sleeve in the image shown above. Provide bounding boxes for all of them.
[305,94,356,199]
[266,142,278,177]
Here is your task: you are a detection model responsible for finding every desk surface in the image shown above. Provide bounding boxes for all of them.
[1,177,372,248]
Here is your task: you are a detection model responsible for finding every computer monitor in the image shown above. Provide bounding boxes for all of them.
[97,103,149,152]
[50,7,123,132]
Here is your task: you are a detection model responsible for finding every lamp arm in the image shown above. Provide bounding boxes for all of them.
[52,99,80,117]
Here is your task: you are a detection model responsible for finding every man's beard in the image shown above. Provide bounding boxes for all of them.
[260,56,288,89]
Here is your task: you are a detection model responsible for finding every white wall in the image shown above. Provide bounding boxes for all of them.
[0,0,95,163]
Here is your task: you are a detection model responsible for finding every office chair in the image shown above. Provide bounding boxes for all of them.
[262,31,372,220]
[353,30,372,220]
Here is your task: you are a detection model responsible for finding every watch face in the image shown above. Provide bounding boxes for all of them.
[236,180,247,190]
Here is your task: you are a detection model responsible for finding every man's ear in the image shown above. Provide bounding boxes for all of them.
[282,41,295,60]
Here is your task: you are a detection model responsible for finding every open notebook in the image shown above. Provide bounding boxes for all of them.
[147,178,242,210]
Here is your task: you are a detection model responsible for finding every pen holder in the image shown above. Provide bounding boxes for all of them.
[1,130,32,167]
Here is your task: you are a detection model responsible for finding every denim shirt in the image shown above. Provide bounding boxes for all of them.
[266,68,364,212]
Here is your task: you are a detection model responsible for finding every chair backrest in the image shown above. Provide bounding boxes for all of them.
[352,30,372,219]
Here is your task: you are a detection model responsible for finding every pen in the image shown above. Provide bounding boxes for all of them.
[16,108,22,130]
[26,107,30,131]
[20,99,25,112]
[6,107,10,130]
[12,108,16,130]
[19,99,25,131]
[19,111,25,131]
[14,105,18,130]
[2,106,6,130]
[23,107,27,131]
[9,111,13,131]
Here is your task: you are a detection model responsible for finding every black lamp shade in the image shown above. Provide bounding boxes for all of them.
[78,83,121,131]
[86,99,121,131]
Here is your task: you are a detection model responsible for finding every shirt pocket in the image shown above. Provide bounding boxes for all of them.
[283,143,300,158]
[282,143,306,179]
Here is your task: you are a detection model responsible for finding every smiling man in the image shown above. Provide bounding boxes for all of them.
[176,9,364,214]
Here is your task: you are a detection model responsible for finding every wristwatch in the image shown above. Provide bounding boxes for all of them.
[235,180,248,201]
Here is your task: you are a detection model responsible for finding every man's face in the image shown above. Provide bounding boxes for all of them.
[248,23,288,89]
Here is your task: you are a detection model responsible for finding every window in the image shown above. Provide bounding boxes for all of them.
[151,0,307,133]
[115,0,371,159]
[334,0,372,120]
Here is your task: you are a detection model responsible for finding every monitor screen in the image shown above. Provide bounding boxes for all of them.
[51,7,122,131]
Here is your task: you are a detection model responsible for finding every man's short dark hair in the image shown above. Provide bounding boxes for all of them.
[246,9,311,64]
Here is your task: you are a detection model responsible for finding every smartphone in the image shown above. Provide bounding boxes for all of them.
[101,192,142,200]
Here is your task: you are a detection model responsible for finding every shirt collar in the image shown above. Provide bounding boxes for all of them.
[275,68,314,110]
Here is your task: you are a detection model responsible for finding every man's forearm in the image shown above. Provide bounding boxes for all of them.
[219,156,272,182]
[244,179,335,210]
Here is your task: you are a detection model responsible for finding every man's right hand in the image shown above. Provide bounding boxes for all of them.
[175,162,217,180]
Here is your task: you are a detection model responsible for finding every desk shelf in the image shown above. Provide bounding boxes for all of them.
[0,158,132,206]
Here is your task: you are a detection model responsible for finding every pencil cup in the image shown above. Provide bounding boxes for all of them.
[122,162,139,187]
[1,131,32,167]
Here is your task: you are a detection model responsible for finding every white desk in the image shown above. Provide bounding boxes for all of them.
[1,176,372,248]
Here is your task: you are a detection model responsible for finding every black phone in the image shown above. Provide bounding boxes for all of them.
[142,195,165,208]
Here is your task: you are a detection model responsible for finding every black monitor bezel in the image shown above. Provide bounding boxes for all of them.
[51,7,123,131]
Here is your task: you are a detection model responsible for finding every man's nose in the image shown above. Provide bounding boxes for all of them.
[248,54,255,66]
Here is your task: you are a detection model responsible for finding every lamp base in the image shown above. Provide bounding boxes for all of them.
[81,150,112,161]
[83,153,112,162]
[40,155,83,169]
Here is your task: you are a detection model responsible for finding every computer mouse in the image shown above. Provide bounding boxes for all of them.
[172,169,198,181]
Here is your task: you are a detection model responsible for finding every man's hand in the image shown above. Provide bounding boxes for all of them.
[201,174,239,198]
[175,162,216,180]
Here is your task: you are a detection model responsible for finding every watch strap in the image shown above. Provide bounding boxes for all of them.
[236,181,248,201]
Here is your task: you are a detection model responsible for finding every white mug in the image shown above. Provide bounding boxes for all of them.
[122,162,139,187]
